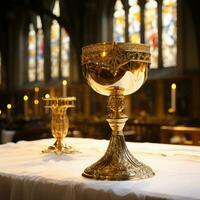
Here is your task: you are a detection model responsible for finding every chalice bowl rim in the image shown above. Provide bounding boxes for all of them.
[82,42,150,53]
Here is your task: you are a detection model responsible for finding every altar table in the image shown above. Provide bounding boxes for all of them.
[0,137,200,200]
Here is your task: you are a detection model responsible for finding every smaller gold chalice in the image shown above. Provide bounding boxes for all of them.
[42,97,76,154]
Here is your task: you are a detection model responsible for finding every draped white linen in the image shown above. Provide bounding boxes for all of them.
[0,137,200,200]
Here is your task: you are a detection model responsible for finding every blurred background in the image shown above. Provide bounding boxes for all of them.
[0,0,200,145]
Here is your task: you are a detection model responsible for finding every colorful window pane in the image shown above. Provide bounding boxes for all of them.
[53,0,60,16]
[61,28,70,77]
[50,20,60,78]
[128,0,141,43]
[50,0,70,79]
[145,0,158,68]
[113,0,125,42]
[162,0,177,67]
[28,24,36,82]
[36,16,44,81]
[50,0,60,78]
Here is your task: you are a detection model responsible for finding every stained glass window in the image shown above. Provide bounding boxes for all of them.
[50,0,60,78]
[50,0,70,79]
[162,0,177,67]
[53,0,60,16]
[50,20,60,78]
[61,28,70,77]
[145,0,158,68]
[113,0,125,42]
[112,0,177,69]
[36,16,44,81]
[28,23,36,82]
[128,0,140,43]
[27,16,44,83]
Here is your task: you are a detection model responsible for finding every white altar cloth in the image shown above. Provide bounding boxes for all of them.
[0,137,200,200]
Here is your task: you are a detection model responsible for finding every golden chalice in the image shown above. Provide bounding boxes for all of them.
[42,97,76,154]
[81,42,154,180]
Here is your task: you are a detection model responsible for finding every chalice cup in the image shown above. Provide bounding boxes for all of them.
[42,97,77,154]
[81,42,154,180]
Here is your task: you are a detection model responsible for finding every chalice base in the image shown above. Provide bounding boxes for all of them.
[42,140,78,155]
[82,134,154,180]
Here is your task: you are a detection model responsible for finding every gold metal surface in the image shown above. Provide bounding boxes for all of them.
[42,97,77,155]
[81,42,154,180]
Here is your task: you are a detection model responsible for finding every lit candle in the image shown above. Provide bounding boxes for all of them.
[34,99,39,117]
[7,103,12,120]
[23,95,29,119]
[62,80,67,97]
[34,87,39,117]
[44,93,50,114]
[171,83,176,112]
[34,87,39,99]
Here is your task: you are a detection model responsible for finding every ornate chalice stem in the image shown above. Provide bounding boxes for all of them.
[82,87,154,180]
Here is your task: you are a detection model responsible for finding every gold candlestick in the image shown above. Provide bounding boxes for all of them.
[81,42,154,180]
[42,97,76,154]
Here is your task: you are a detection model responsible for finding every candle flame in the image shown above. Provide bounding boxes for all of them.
[34,99,39,105]
[62,80,67,86]
[0,110,2,115]
[23,95,28,101]
[7,104,12,109]
[45,93,50,99]
[171,83,176,90]
[34,87,40,92]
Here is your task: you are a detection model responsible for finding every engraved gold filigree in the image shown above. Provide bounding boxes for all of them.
[81,42,154,180]
[83,134,154,180]
[82,42,150,81]
[107,87,127,119]
[82,42,150,96]
[42,97,77,154]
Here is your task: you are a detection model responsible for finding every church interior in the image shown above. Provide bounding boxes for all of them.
[0,1,200,199]
[0,0,200,145]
